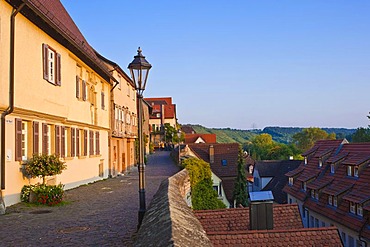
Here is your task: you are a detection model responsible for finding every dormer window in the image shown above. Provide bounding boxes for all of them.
[350,201,356,214]
[318,159,322,168]
[330,164,335,174]
[304,157,307,165]
[289,177,294,186]
[328,195,333,205]
[311,190,315,199]
[347,166,359,177]
[354,166,359,177]
[357,204,363,216]
[328,195,338,207]
[302,182,307,192]
[350,202,363,217]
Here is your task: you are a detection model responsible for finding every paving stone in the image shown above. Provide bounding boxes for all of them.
[0,151,180,247]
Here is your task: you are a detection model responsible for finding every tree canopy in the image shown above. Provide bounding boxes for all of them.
[292,127,336,152]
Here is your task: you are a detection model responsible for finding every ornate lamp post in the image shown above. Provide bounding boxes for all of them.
[128,47,152,228]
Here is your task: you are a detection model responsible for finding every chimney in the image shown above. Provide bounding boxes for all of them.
[209,145,214,164]
[249,191,274,230]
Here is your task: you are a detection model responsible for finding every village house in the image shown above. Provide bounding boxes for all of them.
[284,139,370,247]
[96,54,138,177]
[0,0,142,207]
[144,97,178,148]
[252,160,301,204]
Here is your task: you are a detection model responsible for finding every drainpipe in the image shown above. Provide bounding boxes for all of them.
[0,1,27,210]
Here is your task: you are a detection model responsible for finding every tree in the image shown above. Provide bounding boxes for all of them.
[292,127,336,152]
[25,154,66,184]
[183,158,225,210]
[245,134,302,160]
[233,147,248,207]
[352,128,370,142]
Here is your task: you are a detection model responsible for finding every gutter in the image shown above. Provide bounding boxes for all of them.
[1,1,27,191]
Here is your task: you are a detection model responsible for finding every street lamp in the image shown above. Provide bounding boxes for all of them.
[128,47,152,228]
[177,130,181,164]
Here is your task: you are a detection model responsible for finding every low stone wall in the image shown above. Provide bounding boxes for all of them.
[134,169,212,247]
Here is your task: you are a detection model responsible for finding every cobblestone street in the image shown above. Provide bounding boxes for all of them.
[0,151,180,247]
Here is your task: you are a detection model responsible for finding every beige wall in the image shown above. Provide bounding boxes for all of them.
[1,3,110,206]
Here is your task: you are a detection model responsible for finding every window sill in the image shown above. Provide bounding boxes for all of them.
[78,156,87,159]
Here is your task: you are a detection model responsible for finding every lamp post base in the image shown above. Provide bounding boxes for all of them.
[137,188,146,229]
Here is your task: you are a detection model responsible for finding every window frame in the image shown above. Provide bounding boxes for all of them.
[42,44,61,86]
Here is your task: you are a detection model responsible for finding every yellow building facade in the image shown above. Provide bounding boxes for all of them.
[98,55,138,177]
[0,1,114,207]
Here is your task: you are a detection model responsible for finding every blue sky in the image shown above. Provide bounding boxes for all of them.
[61,0,370,129]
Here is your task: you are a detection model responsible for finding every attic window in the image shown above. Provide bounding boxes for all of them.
[221,159,227,166]
[347,166,359,177]
[288,177,293,186]
[350,202,363,217]
[318,159,322,168]
[302,182,307,192]
[304,157,307,165]
[330,164,335,174]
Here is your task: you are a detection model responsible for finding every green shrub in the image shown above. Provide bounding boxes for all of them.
[20,184,37,202]
[192,179,226,210]
[183,157,226,210]
[25,154,66,184]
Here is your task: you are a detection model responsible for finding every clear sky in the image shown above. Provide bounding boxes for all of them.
[61,0,370,130]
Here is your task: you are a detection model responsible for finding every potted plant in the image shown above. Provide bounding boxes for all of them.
[22,154,67,205]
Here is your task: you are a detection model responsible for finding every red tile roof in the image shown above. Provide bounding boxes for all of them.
[284,140,370,242]
[188,143,241,203]
[194,204,303,233]
[207,227,343,247]
[144,97,176,119]
[185,134,217,144]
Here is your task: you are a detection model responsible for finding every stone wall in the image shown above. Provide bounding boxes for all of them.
[134,169,212,247]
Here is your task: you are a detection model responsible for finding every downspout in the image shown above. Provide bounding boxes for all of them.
[1,1,27,197]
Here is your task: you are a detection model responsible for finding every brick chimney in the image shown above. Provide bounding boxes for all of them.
[249,191,274,230]
[209,145,214,164]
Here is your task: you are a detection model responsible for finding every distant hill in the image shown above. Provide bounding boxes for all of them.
[185,124,356,144]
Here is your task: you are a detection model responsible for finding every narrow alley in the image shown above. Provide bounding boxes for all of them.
[0,151,180,247]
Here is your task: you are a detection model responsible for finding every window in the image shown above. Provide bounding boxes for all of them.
[289,177,293,186]
[21,121,28,161]
[315,191,319,200]
[117,74,121,89]
[333,196,337,207]
[328,195,333,205]
[321,221,325,227]
[357,204,363,216]
[89,130,94,155]
[319,159,322,168]
[311,190,315,199]
[42,44,61,85]
[310,216,314,227]
[95,131,100,155]
[354,166,359,177]
[349,236,355,247]
[304,157,307,165]
[341,232,346,245]
[101,91,105,110]
[350,201,356,214]
[33,121,39,155]
[42,123,51,155]
[347,166,353,176]
[83,129,88,156]
[315,218,319,227]
[302,182,307,192]
[330,164,335,174]
[221,159,227,166]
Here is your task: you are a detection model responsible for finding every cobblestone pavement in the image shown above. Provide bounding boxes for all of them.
[0,151,180,247]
